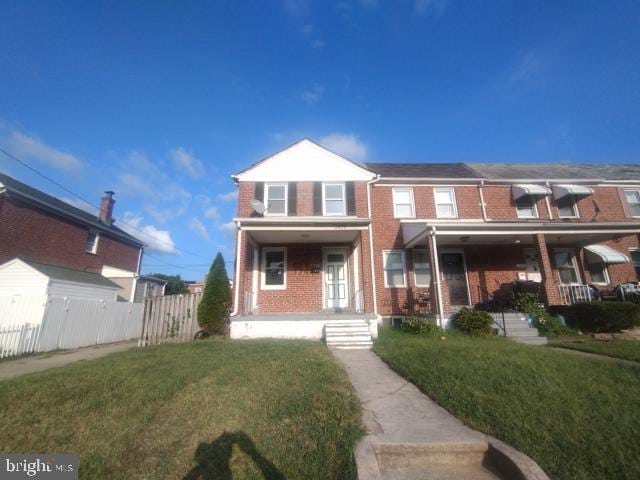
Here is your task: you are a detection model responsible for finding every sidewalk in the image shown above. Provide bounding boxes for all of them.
[0,341,136,380]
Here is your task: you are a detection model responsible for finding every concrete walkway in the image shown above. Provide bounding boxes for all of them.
[0,341,136,380]
[332,349,549,480]
[550,346,640,367]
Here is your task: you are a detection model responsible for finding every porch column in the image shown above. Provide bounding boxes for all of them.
[534,233,561,305]
[428,227,445,326]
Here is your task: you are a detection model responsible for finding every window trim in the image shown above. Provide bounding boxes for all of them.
[553,248,582,285]
[515,196,539,219]
[392,187,415,218]
[322,182,346,216]
[557,195,580,219]
[261,247,287,290]
[383,250,407,288]
[434,187,458,219]
[264,183,288,217]
[85,232,99,255]
[412,249,431,287]
[624,188,640,217]
[630,248,640,280]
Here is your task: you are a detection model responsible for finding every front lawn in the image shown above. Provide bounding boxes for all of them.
[0,340,362,480]
[374,329,640,480]
[553,338,640,363]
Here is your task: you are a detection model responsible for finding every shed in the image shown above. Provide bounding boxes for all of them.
[0,258,120,301]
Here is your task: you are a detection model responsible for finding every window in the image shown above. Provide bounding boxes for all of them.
[554,250,580,284]
[323,183,346,215]
[383,250,407,288]
[515,196,538,218]
[588,262,609,284]
[624,189,640,217]
[85,232,99,254]
[412,250,432,286]
[631,250,640,279]
[261,247,286,289]
[434,188,457,218]
[557,195,579,218]
[264,183,287,216]
[392,187,415,218]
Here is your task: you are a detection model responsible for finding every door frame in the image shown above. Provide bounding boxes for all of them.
[439,248,472,306]
[322,247,350,309]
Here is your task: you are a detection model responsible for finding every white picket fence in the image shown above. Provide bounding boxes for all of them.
[0,296,143,358]
[139,293,203,346]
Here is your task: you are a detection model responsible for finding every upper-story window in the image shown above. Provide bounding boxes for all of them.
[624,189,640,217]
[323,183,346,216]
[393,187,415,218]
[264,183,287,216]
[434,188,457,218]
[85,232,99,254]
[515,196,538,219]
[557,195,579,218]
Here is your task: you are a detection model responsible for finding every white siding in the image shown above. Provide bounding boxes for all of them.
[48,280,118,301]
[0,260,48,297]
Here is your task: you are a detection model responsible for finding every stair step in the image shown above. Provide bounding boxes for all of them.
[326,329,370,335]
[513,337,548,345]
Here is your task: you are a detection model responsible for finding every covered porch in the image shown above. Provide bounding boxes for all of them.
[401,221,640,323]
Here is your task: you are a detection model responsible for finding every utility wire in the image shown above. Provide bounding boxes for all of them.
[0,147,226,261]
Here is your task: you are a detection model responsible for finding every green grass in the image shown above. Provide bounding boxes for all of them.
[553,339,640,362]
[0,340,362,480]
[374,328,640,480]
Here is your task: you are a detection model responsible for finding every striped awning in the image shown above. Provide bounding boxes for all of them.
[553,184,594,199]
[512,184,552,200]
[584,244,629,264]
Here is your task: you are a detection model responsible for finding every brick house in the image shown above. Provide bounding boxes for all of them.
[229,139,640,343]
[0,172,153,302]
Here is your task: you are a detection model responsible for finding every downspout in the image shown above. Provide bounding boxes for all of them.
[367,175,380,317]
[131,246,144,303]
[478,180,488,221]
[430,226,445,327]
[230,222,243,317]
[545,181,554,219]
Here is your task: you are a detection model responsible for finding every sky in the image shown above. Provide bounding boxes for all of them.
[1,0,639,280]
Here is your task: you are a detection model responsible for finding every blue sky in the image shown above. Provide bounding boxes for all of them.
[1,0,639,279]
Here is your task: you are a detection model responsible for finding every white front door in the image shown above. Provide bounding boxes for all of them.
[524,248,542,282]
[323,249,349,309]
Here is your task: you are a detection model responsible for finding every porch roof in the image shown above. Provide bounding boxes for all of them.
[237,216,370,243]
[584,244,629,264]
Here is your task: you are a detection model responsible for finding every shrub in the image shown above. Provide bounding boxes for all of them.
[534,315,577,337]
[564,301,640,333]
[453,307,493,335]
[197,252,232,335]
[401,316,444,336]
[513,292,576,337]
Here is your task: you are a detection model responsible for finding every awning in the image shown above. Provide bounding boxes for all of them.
[584,244,629,264]
[553,184,594,199]
[512,184,552,200]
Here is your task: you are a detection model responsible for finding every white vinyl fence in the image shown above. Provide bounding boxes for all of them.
[139,293,203,346]
[0,296,143,358]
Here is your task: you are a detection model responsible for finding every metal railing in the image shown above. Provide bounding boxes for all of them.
[244,290,254,315]
[558,285,593,305]
[618,284,640,304]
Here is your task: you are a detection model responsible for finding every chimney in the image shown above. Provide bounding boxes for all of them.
[99,191,115,225]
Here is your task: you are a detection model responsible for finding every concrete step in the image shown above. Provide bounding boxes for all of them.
[327,342,374,349]
[325,320,373,350]
[327,335,373,343]
[512,336,548,345]
[506,328,540,338]
[326,329,371,335]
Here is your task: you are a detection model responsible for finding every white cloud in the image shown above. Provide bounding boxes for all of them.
[3,129,83,172]
[219,221,237,236]
[145,203,188,224]
[119,172,155,197]
[301,84,324,104]
[170,147,204,178]
[414,0,448,16]
[188,217,210,241]
[311,39,326,49]
[120,211,179,254]
[217,190,238,202]
[319,133,368,161]
[204,206,220,220]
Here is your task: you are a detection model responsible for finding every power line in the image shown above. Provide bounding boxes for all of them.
[0,147,224,261]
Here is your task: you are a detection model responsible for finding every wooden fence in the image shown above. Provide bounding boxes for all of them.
[139,293,203,347]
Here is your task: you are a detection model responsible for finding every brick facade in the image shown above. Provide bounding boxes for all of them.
[0,196,140,273]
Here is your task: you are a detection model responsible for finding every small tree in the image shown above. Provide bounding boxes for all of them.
[197,252,232,335]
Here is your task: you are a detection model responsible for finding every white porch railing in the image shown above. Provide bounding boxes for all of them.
[558,285,593,305]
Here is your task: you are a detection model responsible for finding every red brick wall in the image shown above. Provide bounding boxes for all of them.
[483,186,551,220]
[0,196,140,273]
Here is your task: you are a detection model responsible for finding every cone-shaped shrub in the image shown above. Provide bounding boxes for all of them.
[197,252,232,334]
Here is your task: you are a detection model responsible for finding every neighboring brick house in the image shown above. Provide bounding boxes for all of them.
[0,172,150,302]
[229,139,640,338]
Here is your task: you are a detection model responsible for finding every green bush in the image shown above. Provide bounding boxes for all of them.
[513,292,576,337]
[534,315,577,337]
[564,301,640,333]
[453,307,493,335]
[197,252,232,335]
[401,316,444,336]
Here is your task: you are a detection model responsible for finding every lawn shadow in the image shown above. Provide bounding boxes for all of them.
[183,431,286,480]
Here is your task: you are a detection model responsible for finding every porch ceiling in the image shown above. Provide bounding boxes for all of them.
[247,228,361,243]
